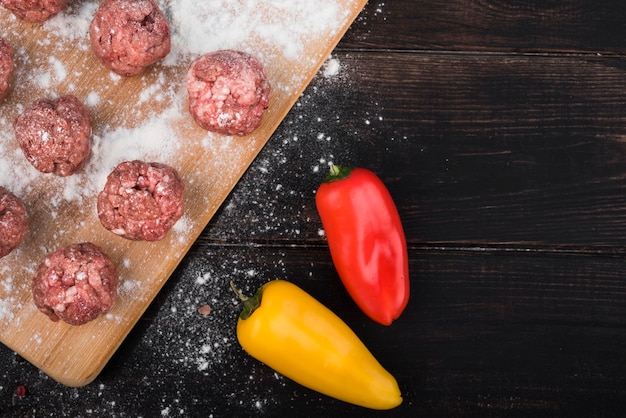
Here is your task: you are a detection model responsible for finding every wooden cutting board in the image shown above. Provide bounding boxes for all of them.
[0,0,367,387]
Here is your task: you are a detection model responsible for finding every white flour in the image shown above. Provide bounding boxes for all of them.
[0,0,370,414]
[0,298,14,321]
[166,0,350,62]
[0,0,352,200]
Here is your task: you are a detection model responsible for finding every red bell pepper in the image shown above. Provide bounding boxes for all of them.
[315,165,409,325]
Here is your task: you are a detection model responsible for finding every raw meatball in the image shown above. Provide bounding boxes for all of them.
[186,50,272,136]
[14,95,92,177]
[89,0,171,77]
[32,242,118,326]
[0,186,28,258]
[0,37,13,101]
[97,160,185,241]
[0,0,68,22]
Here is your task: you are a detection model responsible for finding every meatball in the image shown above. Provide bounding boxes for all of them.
[14,95,92,177]
[0,186,28,258]
[97,160,185,241]
[32,242,118,326]
[0,0,68,23]
[89,0,171,77]
[0,37,13,101]
[186,50,272,136]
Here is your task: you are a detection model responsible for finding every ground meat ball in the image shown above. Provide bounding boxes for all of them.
[0,38,13,101]
[186,50,272,136]
[32,243,118,326]
[14,95,92,176]
[97,160,184,241]
[0,0,68,22]
[0,187,28,258]
[89,0,171,77]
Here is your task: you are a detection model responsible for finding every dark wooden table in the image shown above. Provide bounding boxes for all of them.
[4,0,626,416]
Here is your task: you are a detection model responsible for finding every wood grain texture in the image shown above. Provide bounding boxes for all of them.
[342,0,626,53]
[200,50,626,248]
[4,0,626,416]
[337,52,626,247]
[0,0,367,387]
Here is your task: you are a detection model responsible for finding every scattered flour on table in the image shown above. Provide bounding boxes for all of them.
[143,252,294,414]
[0,0,370,412]
[322,55,341,78]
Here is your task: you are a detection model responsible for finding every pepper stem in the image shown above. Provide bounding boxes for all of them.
[230,280,262,320]
[324,164,353,182]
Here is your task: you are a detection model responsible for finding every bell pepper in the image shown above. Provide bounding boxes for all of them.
[230,279,402,410]
[315,165,410,325]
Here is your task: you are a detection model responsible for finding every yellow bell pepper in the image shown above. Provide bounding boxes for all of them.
[230,279,402,410]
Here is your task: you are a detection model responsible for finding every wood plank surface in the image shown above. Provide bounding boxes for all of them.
[4,0,626,417]
[333,52,626,247]
[0,0,367,387]
[342,0,626,53]
[201,50,626,248]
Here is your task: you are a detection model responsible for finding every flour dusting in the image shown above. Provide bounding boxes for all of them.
[0,0,351,204]
[0,298,14,321]
[166,0,353,62]
[0,0,365,412]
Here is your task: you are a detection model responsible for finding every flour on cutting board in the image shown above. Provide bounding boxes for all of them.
[0,0,353,200]
[0,0,364,399]
[0,0,351,206]
[0,0,353,332]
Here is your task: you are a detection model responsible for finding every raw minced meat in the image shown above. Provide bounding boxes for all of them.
[0,0,68,22]
[0,186,28,258]
[97,160,185,241]
[32,242,118,326]
[186,49,271,136]
[89,0,171,77]
[13,95,92,176]
[0,37,13,101]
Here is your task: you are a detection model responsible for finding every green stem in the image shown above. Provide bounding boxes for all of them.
[230,280,262,320]
[324,165,353,183]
